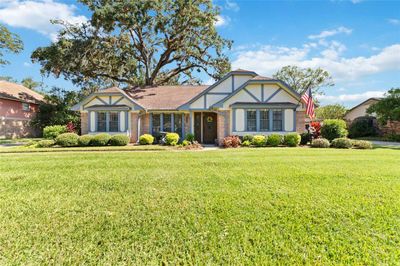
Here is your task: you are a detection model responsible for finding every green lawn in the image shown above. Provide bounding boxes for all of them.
[1,148,400,264]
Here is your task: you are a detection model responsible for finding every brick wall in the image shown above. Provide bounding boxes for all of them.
[130,112,139,142]
[81,112,88,135]
[296,111,306,133]
[0,118,39,138]
[140,113,150,136]
[380,121,400,135]
[217,110,230,146]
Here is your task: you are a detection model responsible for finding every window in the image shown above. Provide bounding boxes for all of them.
[22,103,30,111]
[174,113,182,135]
[152,114,161,134]
[97,112,107,132]
[273,110,283,131]
[163,114,172,132]
[246,110,257,131]
[260,110,269,131]
[109,112,119,132]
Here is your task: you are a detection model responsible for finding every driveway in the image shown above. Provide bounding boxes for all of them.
[371,141,400,147]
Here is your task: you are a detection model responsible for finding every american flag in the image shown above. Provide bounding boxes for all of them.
[301,88,315,119]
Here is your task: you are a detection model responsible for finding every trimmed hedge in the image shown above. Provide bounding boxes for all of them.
[243,134,254,142]
[241,140,251,147]
[185,133,195,142]
[352,140,373,149]
[78,135,93,146]
[182,140,190,146]
[165,133,180,146]
[300,132,312,145]
[252,135,266,147]
[267,134,283,147]
[321,119,348,141]
[37,139,55,148]
[91,133,111,146]
[109,134,130,146]
[43,125,66,139]
[311,138,330,148]
[222,135,241,148]
[139,134,154,145]
[348,117,378,138]
[331,138,352,149]
[55,133,79,147]
[283,133,301,147]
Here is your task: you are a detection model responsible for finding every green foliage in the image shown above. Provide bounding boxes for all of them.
[139,134,154,145]
[321,119,348,141]
[348,117,378,138]
[21,77,42,91]
[165,133,180,146]
[351,140,373,149]
[266,134,283,147]
[0,24,23,65]
[185,133,195,142]
[78,135,93,146]
[31,0,232,87]
[109,134,130,146]
[252,135,266,147]
[386,134,400,142]
[31,87,82,134]
[331,138,352,149]
[43,125,67,139]
[316,104,347,120]
[283,133,301,147]
[367,88,400,127]
[311,138,330,148]
[243,134,254,142]
[182,140,190,147]
[55,133,79,147]
[273,65,334,96]
[37,139,55,148]
[241,140,251,147]
[91,133,111,146]
[300,132,312,145]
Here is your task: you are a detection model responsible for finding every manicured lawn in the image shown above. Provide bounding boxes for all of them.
[0,148,399,264]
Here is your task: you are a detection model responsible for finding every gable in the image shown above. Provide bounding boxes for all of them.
[72,92,143,111]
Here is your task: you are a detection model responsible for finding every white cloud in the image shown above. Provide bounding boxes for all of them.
[215,15,230,27]
[388,18,400,25]
[0,0,87,41]
[308,26,353,40]
[23,62,31,67]
[225,0,239,12]
[319,90,385,103]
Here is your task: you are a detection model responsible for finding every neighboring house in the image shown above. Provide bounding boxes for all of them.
[0,81,44,138]
[344,98,381,122]
[72,69,306,145]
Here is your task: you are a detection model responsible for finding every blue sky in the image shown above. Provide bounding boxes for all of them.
[0,0,399,107]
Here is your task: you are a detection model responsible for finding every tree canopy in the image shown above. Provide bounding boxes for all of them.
[316,104,347,120]
[0,24,23,66]
[273,65,334,95]
[367,88,400,125]
[21,77,42,91]
[32,0,232,88]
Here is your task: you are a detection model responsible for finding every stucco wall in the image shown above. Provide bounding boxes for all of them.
[345,100,378,122]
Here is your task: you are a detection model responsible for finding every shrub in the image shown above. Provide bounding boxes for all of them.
[43,125,66,139]
[241,140,251,147]
[331,138,352,149]
[348,117,378,138]
[352,140,373,149]
[91,133,111,146]
[78,135,93,146]
[243,134,254,142]
[55,133,79,147]
[310,121,321,138]
[267,134,283,147]
[222,135,241,148]
[300,132,312,145]
[185,133,195,142]
[109,134,130,146]
[252,135,266,147]
[283,133,301,147]
[386,134,400,142]
[37,139,55,148]
[311,138,330,148]
[139,134,154,145]
[182,140,190,146]
[321,119,348,141]
[66,121,76,133]
[165,133,180,146]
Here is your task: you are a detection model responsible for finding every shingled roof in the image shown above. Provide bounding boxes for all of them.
[0,81,44,104]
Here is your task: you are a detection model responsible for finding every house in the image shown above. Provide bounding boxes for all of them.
[0,81,44,138]
[344,98,381,122]
[72,69,306,145]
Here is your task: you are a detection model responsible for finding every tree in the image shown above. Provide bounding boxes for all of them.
[0,76,17,82]
[21,77,42,91]
[31,87,83,133]
[0,24,23,65]
[273,65,334,95]
[316,104,347,120]
[367,88,400,132]
[32,0,232,88]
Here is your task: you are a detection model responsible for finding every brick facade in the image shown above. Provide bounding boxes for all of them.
[380,121,400,135]
[217,110,230,146]
[140,113,150,136]
[296,111,306,133]
[80,112,88,135]
[130,112,139,142]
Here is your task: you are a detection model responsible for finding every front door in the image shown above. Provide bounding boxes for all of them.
[202,112,217,144]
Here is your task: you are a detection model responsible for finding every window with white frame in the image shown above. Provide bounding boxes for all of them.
[22,103,30,111]
[151,113,184,136]
[242,109,285,132]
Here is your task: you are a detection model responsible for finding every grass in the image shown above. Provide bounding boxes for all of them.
[0,138,42,144]
[0,148,400,264]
